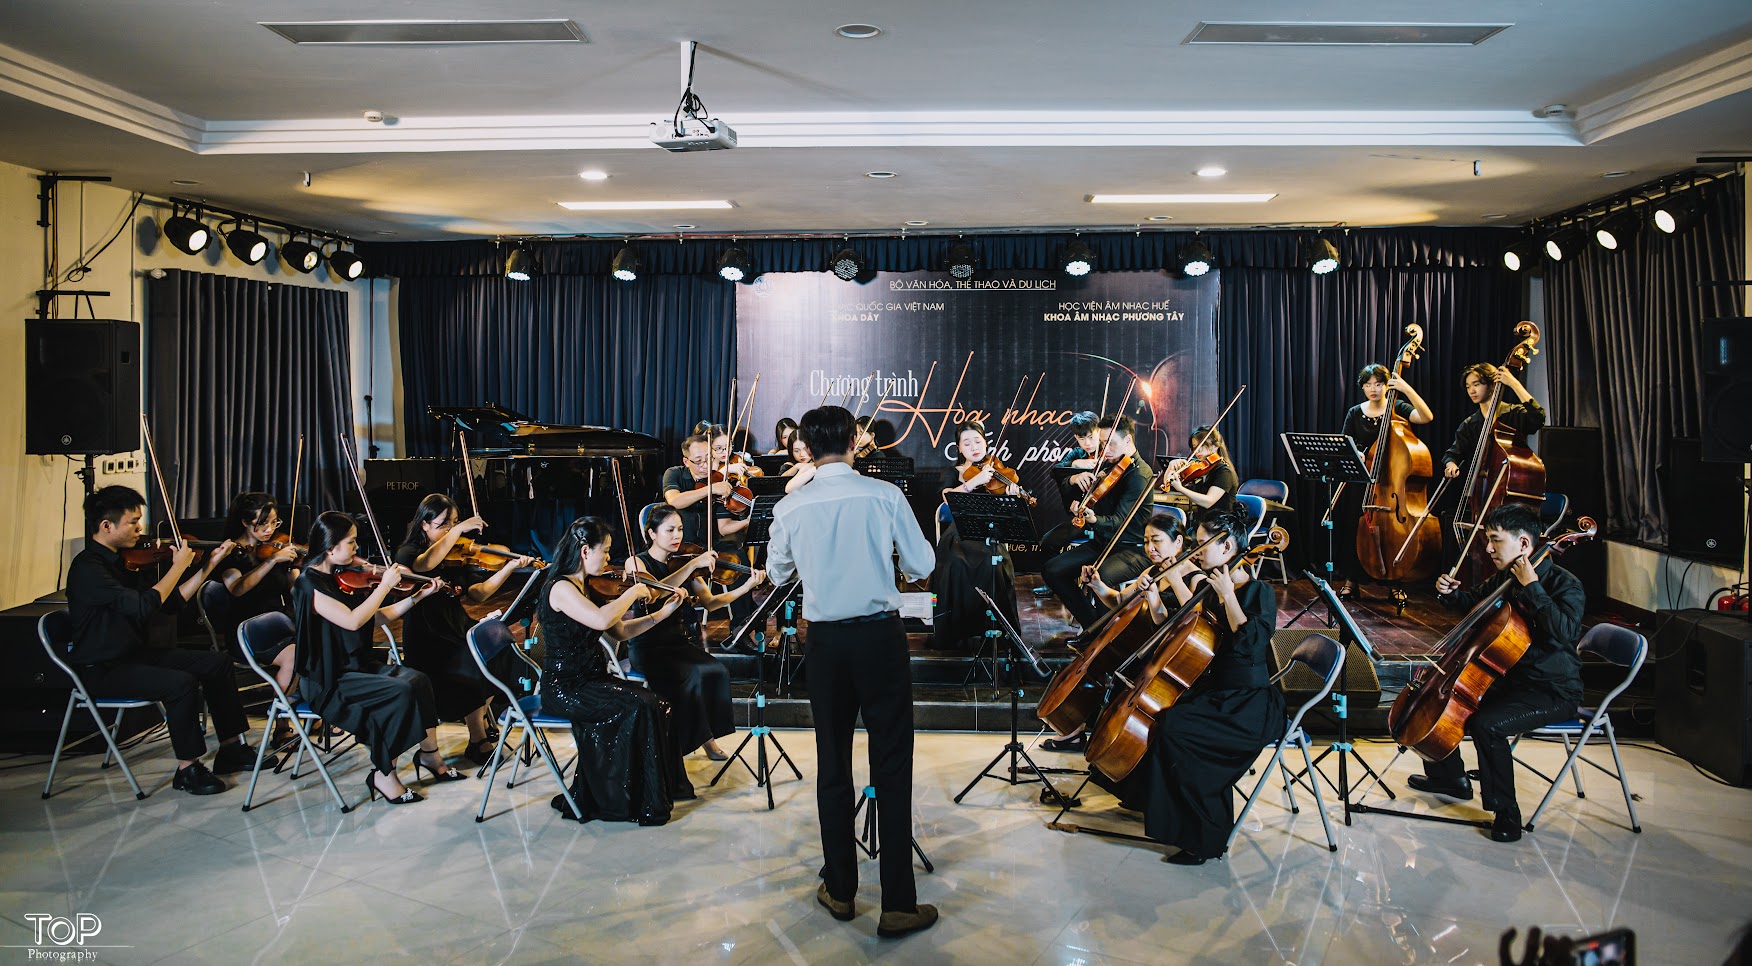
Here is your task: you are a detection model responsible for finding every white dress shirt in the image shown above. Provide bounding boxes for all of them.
[765,462,935,622]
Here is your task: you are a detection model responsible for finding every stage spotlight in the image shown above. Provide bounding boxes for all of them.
[1174,240,1215,277]
[1502,240,1538,272]
[281,238,322,273]
[327,248,364,280]
[503,244,539,282]
[1650,195,1702,234]
[1542,226,1582,261]
[829,247,867,281]
[942,242,979,280]
[611,245,641,282]
[717,246,752,282]
[161,214,209,255]
[1593,210,1635,251]
[225,225,270,265]
[1308,237,1340,275]
[1060,240,1096,277]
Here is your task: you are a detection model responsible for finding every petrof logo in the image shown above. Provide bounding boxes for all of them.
[18,913,111,961]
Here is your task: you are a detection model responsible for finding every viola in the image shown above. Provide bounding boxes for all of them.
[444,537,546,572]
[1084,526,1291,781]
[1356,324,1441,583]
[1072,453,1134,528]
[1387,517,1597,761]
[587,571,690,601]
[695,469,756,519]
[335,563,457,596]
[251,532,308,562]
[959,456,1038,506]
[671,543,758,586]
[1164,453,1225,488]
[1452,321,1546,584]
[119,537,222,571]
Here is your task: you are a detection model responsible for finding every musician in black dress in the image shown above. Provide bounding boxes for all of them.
[293,512,465,804]
[629,503,767,760]
[538,516,695,825]
[932,420,1022,650]
[1162,425,1241,515]
[782,435,817,492]
[1093,505,1285,865]
[395,494,534,764]
[1334,365,1435,596]
[1409,502,1584,843]
[1042,415,1155,628]
[212,492,300,691]
[770,417,799,455]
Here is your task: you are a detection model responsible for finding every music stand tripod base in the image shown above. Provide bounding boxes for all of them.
[709,600,804,811]
[852,784,934,873]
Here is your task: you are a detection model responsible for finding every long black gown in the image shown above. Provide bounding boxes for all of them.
[394,544,518,722]
[629,551,735,753]
[930,518,1019,652]
[538,577,693,824]
[291,570,439,774]
[1096,578,1286,859]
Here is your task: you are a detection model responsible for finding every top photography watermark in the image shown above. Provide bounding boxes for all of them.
[5,914,130,962]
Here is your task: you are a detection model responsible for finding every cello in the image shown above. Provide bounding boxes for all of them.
[1084,526,1290,781]
[1355,324,1442,588]
[1386,516,1597,761]
[1451,322,1545,584]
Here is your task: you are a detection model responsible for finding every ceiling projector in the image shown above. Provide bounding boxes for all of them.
[649,118,738,152]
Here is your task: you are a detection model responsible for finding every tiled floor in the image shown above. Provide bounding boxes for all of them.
[2,722,1746,965]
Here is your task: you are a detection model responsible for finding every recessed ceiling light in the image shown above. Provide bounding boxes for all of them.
[865,171,897,179]
[1481,213,1507,220]
[374,230,398,235]
[171,179,201,186]
[1195,166,1227,178]
[1146,215,1173,221]
[579,170,609,181]
[836,24,882,39]
[673,224,696,231]
[1088,193,1277,204]
[904,220,928,226]
[556,200,734,211]
[1601,170,1632,178]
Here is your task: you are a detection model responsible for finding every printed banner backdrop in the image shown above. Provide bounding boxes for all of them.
[736,270,1219,529]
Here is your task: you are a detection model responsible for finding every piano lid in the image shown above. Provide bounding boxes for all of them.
[430,404,665,456]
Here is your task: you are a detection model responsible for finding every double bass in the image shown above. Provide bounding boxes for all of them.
[1356,324,1442,585]
[1387,517,1597,761]
[1452,321,1546,584]
[1084,526,1291,781]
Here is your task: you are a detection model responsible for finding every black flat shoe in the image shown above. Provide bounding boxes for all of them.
[1040,733,1087,753]
[172,761,226,795]
[411,749,468,783]
[1406,774,1475,801]
[366,775,422,805]
[1490,809,1524,842]
[212,742,277,775]
[1164,850,1208,866]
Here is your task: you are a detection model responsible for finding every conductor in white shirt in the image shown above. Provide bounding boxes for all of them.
[766,405,940,938]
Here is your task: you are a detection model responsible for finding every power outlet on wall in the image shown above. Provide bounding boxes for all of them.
[99,456,142,476]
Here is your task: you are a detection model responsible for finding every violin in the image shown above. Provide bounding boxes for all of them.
[335,563,457,596]
[726,452,765,477]
[673,543,759,586]
[1084,526,1291,781]
[959,456,1038,506]
[119,537,222,571]
[587,571,690,601]
[1160,453,1225,490]
[250,532,308,562]
[695,468,756,519]
[444,537,546,572]
[1387,517,1597,761]
[1072,453,1135,528]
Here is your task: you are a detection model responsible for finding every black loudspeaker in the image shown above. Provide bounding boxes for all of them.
[1537,427,1608,603]
[1662,438,1745,562]
[1269,628,1381,710]
[363,458,454,555]
[25,319,142,455]
[1654,609,1752,786]
[1700,318,1752,464]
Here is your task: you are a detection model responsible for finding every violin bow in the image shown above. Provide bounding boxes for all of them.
[610,457,638,552]
[288,433,304,542]
[1173,384,1247,488]
[985,372,1035,469]
[338,432,393,565]
[457,430,480,519]
[138,413,183,546]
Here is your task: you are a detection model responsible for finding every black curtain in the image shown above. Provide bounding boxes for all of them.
[1217,261,1519,558]
[146,270,356,522]
[1544,176,1745,544]
[397,275,734,456]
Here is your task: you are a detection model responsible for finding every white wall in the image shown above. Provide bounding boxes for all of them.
[0,159,396,610]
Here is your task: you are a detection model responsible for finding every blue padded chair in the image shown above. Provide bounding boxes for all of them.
[1226,632,1344,855]
[235,613,354,812]
[1237,478,1290,505]
[38,610,165,801]
[1233,493,1287,582]
[1519,623,1645,834]
[467,614,582,822]
[1540,492,1570,539]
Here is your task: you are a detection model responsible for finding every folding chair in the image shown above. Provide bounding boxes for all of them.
[38,610,166,801]
[234,613,355,813]
[466,614,582,822]
[1519,623,1645,834]
[1235,494,1288,583]
[1226,632,1344,855]
[196,581,272,705]
[1237,480,1292,581]
[1540,492,1570,539]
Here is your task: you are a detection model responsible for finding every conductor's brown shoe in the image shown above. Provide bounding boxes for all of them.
[877,904,939,938]
[816,883,854,922]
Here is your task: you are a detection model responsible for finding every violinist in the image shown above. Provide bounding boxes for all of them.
[293,511,463,804]
[728,427,764,475]
[852,415,878,462]
[395,494,535,765]
[1408,503,1583,843]
[931,420,1022,650]
[770,417,799,455]
[664,432,755,623]
[630,504,768,761]
[212,492,300,691]
[538,516,695,824]
[1334,365,1435,597]
[1031,412,1101,598]
[1042,415,1155,629]
[1092,505,1284,866]
[1442,362,1544,483]
[782,435,817,493]
[65,485,270,794]
[1162,425,1240,514]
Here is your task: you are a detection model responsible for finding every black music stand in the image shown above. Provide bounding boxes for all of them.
[710,581,805,810]
[944,492,1038,683]
[953,588,1082,807]
[857,455,916,494]
[743,494,784,547]
[1279,432,1371,629]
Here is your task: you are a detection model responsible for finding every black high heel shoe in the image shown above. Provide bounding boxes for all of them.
[365,773,423,805]
[410,748,468,783]
[459,738,499,767]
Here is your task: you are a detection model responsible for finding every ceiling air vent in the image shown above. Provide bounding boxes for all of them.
[261,20,587,45]
[1184,22,1509,46]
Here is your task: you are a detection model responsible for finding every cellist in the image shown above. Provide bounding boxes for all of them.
[1090,505,1284,866]
[1335,364,1435,597]
[1041,415,1154,629]
[1407,503,1584,843]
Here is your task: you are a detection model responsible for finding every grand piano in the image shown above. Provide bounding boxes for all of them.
[366,405,667,559]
